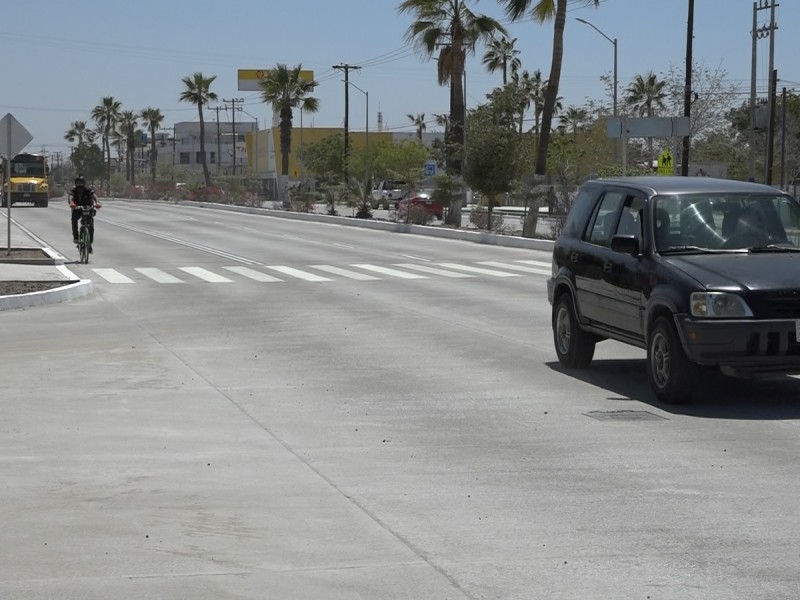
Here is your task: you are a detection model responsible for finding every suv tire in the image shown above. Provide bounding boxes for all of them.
[647,316,696,404]
[553,294,596,368]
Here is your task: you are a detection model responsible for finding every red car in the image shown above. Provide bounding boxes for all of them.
[396,191,444,220]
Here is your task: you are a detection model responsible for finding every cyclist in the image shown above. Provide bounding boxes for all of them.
[69,175,102,251]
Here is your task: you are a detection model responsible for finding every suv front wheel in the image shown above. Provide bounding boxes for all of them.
[553,294,596,368]
[647,316,697,404]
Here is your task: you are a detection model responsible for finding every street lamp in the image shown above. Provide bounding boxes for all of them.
[345,80,369,185]
[576,17,618,161]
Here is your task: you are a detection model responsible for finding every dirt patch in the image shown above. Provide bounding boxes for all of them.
[0,248,52,261]
[0,281,69,296]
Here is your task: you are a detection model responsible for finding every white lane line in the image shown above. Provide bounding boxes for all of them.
[516,259,553,268]
[136,268,184,283]
[223,266,283,282]
[478,261,552,276]
[93,268,135,283]
[309,265,380,280]
[265,266,332,282]
[179,267,234,283]
[437,263,521,277]
[351,264,428,279]
[393,263,475,278]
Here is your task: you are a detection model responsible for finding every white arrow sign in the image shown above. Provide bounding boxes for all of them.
[0,113,33,157]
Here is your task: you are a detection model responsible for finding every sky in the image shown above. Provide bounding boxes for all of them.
[2,0,797,157]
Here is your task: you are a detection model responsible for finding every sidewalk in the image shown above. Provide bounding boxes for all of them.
[0,218,93,311]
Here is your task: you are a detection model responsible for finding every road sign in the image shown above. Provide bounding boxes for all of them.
[658,149,674,175]
[424,161,437,178]
[0,113,33,156]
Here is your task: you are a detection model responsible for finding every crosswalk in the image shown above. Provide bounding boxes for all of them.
[87,259,553,285]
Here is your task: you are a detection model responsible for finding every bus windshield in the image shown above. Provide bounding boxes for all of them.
[11,156,46,178]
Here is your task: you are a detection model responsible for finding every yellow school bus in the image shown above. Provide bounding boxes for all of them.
[2,153,50,207]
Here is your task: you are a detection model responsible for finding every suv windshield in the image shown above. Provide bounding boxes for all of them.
[654,192,800,252]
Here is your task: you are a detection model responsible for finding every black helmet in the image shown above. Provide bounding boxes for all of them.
[75,175,86,185]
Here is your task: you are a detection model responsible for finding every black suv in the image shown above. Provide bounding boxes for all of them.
[547,176,800,404]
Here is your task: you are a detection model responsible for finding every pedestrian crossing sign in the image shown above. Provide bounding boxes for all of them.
[658,149,673,175]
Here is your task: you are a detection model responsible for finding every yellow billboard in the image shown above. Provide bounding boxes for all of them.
[237,69,314,92]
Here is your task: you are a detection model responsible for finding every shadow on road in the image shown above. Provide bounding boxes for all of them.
[546,359,800,420]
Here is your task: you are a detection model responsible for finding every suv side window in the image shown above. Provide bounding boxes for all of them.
[561,188,596,239]
[615,195,645,245]
[585,191,625,247]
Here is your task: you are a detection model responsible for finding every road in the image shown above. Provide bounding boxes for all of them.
[3,199,800,599]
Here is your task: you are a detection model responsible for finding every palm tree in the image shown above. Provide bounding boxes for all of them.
[502,0,600,175]
[483,35,521,85]
[118,110,138,185]
[140,108,164,184]
[407,113,427,141]
[258,63,319,181]
[559,106,589,139]
[625,71,667,117]
[179,72,218,187]
[399,0,506,179]
[91,96,121,193]
[64,121,96,147]
[625,71,668,167]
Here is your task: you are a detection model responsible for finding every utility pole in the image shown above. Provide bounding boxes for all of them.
[332,63,361,183]
[750,0,778,182]
[212,106,223,175]
[766,68,777,185]
[223,98,244,175]
[680,0,694,176]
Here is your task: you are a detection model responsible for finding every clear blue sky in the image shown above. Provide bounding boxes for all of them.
[2,0,796,155]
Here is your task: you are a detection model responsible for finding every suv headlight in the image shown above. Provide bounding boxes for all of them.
[690,292,753,318]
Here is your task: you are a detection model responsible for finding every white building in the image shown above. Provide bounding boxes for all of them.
[161,120,259,176]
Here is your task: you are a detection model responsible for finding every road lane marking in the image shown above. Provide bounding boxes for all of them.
[437,263,520,277]
[516,259,553,269]
[264,266,332,282]
[93,269,135,283]
[393,263,475,278]
[223,266,283,282]
[179,267,234,283]
[350,264,428,279]
[309,265,380,280]
[136,268,184,283]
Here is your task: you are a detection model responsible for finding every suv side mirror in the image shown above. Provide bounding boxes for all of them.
[610,234,640,256]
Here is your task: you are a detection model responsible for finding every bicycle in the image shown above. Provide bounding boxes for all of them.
[76,206,96,264]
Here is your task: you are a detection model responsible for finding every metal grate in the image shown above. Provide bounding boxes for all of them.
[16,183,35,192]
[584,410,666,421]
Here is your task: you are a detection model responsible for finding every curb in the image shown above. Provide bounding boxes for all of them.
[0,259,93,312]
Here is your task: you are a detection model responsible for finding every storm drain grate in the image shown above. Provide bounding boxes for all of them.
[584,410,667,421]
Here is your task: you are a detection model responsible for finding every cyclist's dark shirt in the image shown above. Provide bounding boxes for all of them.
[70,186,96,206]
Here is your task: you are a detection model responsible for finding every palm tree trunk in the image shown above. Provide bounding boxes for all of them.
[150,126,157,184]
[535,0,567,176]
[198,106,211,187]
[279,105,292,178]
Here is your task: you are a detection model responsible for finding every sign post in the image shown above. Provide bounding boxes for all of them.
[0,113,33,255]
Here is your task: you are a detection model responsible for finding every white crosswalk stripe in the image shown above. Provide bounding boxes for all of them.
[393,263,475,278]
[437,263,521,277]
[179,267,234,283]
[223,266,283,282]
[309,265,380,280]
[264,266,332,282]
[136,268,183,283]
[93,268,135,283]
[351,264,428,279]
[516,259,552,269]
[478,261,552,276]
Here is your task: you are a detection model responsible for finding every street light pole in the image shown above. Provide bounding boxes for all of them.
[576,18,618,162]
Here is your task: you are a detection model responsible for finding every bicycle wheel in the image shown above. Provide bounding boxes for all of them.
[79,226,90,264]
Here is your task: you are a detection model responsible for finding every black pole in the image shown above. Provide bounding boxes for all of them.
[766,69,777,185]
[680,0,694,176]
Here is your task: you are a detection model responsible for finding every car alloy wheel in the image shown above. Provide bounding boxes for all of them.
[647,317,696,404]
[552,294,595,368]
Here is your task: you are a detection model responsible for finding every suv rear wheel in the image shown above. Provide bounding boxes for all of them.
[553,294,596,368]
[647,316,697,404]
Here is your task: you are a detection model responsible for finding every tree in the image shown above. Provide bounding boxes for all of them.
[259,64,319,182]
[91,96,121,194]
[141,107,164,184]
[301,134,344,183]
[502,0,600,175]
[464,96,525,230]
[482,35,521,85]
[179,72,218,187]
[71,143,105,184]
[398,0,507,227]
[407,112,427,141]
[559,106,589,139]
[118,110,138,185]
[625,71,667,118]
[64,121,96,147]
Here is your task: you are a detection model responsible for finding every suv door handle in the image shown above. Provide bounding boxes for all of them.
[570,252,579,263]
[603,261,612,273]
